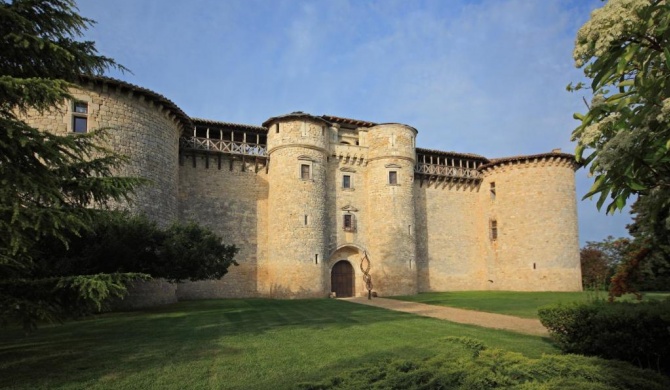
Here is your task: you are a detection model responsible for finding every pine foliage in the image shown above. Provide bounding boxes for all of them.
[0,0,145,329]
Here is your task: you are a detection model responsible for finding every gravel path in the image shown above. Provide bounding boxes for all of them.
[344,297,548,336]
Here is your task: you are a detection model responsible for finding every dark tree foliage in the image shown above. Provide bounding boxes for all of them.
[580,247,610,289]
[35,213,239,284]
[580,236,630,291]
[0,0,144,329]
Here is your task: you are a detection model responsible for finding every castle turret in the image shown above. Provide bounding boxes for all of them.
[261,112,330,297]
[365,123,418,295]
[22,76,185,226]
[479,152,582,291]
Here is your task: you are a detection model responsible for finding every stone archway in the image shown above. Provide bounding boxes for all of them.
[331,260,354,297]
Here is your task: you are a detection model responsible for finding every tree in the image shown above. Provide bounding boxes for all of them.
[570,0,670,294]
[0,0,146,329]
[580,236,630,289]
[581,246,610,288]
[34,213,239,285]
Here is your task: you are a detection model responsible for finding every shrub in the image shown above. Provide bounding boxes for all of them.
[538,300,670,373]
[298,337,669,389]
[34,212,239,283]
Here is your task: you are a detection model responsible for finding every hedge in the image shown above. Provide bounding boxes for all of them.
[538,299,670,373]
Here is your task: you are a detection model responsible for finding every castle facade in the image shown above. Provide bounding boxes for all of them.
[24,77,582,302]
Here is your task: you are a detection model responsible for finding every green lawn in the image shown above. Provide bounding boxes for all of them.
[391,291,670,319]
[0,299,557,389]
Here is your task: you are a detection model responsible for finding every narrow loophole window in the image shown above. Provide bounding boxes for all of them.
[490,220,498,241]
[315,254,319,264]
[490,182,496,200]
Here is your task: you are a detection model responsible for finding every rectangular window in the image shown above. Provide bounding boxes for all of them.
[300,164,311,180]
[388,171,398,185]
[490,182,496,200]
[490,220,498,241]
[343,214,356,232]
[74,102,88,114]
[72,101,88,133]
[342,175,351,189]
[275,123,279,133]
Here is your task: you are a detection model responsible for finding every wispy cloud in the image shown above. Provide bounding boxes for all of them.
[78,0,628,243]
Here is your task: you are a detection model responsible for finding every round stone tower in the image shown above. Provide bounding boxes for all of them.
[365,123,418,296]
[480,153,582,291]
[261,112,330,298]
[22,77,186,226]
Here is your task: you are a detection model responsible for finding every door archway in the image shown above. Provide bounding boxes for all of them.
[331,260,354,297]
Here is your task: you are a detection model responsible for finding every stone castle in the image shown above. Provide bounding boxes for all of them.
[25,76,582,303]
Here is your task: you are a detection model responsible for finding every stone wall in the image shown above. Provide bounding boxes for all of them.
[480,157,582,291]
[176,155,268,298]
[113,279,178,310]
[415,181,487,291]
[21,83,182,226]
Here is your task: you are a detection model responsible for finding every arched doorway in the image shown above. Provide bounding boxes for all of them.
[331,260,354,297]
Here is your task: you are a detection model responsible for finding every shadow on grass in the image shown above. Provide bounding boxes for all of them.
[0,299,421,388]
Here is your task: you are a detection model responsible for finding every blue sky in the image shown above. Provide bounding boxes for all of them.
[77,0,631,245]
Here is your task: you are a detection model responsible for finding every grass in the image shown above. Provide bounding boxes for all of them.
[391,291,670,319]
[0,299,558,390]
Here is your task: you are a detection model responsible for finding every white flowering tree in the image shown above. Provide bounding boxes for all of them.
[571,0,670,294]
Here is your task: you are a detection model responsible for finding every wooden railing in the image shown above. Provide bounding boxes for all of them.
[180,136,267,158]
[414,162,480,180]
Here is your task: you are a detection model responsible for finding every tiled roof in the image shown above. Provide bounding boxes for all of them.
[192,117,266,133]
[262,111,332,128]
[79,75,192,130]
[321,115,377,128]
[479,152,578,170]
[416,147,489,162]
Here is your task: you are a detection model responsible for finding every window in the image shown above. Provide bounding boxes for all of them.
[490,182,496,200]
[342,175,351,189]
[343,214,356,232]
[388,171,398,185]
[72,101,88,133]
[490,220,498,241]
[300,164,311,180]
[275,123,279,133]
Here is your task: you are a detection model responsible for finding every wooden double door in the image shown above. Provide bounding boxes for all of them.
[331,260,354,297]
